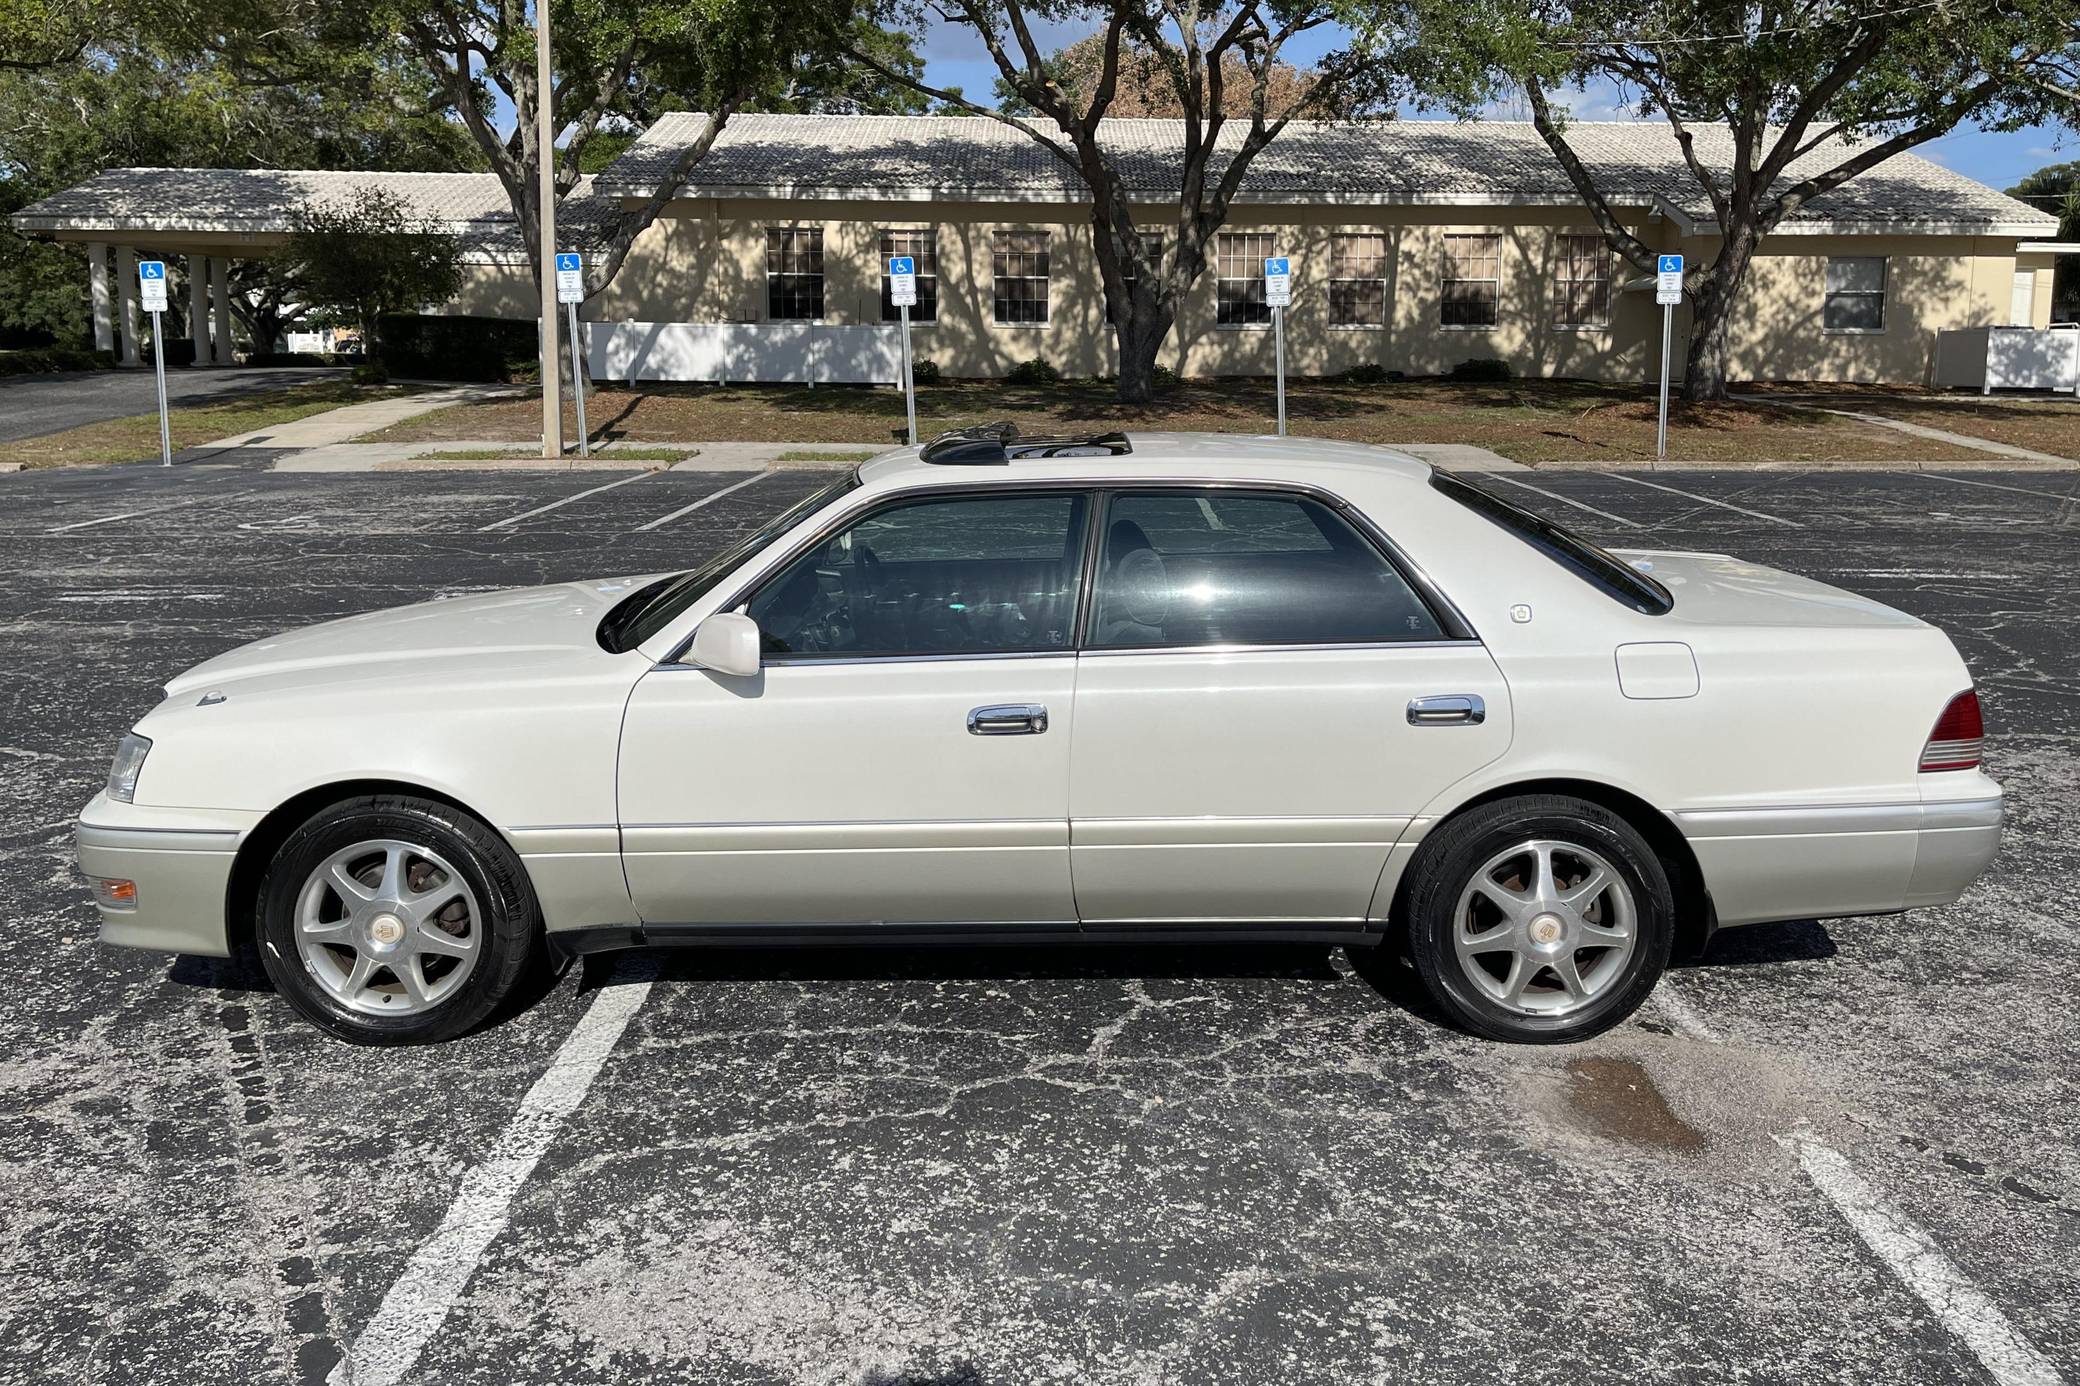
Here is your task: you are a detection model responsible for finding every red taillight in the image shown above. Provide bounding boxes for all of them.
[1919,690,1983,772]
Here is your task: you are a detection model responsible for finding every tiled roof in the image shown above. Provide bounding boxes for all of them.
[598,112,2056,234]
[8,169,621,256]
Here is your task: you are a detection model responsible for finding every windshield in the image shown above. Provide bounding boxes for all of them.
[1429,470,1673,615]
[596,472,862,653]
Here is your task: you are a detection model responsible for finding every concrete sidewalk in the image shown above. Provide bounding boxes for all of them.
[200,381,525,452]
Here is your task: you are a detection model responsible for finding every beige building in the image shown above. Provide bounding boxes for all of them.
[14,113,2071,387]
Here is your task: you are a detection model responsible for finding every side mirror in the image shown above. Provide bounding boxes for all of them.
[689,612,761,678]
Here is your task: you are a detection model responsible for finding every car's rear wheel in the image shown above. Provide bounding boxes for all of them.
[255,795,540,1044]
[1399,795,1673,1043]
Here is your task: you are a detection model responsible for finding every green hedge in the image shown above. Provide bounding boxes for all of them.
[0,347,117,376]
[375,314,538,382]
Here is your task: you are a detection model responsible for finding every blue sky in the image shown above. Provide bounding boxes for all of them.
[913,15,2076,200]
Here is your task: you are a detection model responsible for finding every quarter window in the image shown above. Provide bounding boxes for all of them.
[1216,232,1274,327]
[1329,232,1388,327]
[1441,233,1501,327]
[880,228,938,323]
[747,492,1090,658]
[992,230,1050,324]
[766,227,824,321]
[1089,491,1446,649]
[1554,233,1610,328]
[1824,256,1886,331]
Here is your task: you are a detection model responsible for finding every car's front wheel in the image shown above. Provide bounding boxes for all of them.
[1398,794,1674,1043]
[255,794,540,1044]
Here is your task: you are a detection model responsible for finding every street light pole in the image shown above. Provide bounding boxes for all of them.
[536,0,561,459]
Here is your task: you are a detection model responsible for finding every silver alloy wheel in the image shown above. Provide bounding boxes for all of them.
[1452,839,1637,1017]
[293,838,483,1017]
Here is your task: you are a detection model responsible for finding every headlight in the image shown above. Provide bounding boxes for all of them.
[107,733,152,803]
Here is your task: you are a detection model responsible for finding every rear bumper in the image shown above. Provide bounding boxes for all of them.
[1678,790,2002,927]
[75,794,256,957]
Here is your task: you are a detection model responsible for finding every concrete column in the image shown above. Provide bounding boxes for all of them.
[210,256,234,366]
[114,245,142,367]
[188,255,212,363]
[87,243,115,354]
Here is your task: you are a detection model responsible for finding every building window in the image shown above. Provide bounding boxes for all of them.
[1329,232,1387,327]
[1216,232,1274,327]
[1824,256,1886,331]
[879,228,938,323]
[766,227,824,321]
[1554,234,1611,328]
[1441,233,1501,328]
[992,230,1050,325]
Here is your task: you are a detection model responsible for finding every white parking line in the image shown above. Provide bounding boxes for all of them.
[1790,1138,2065,1386]
[1909,472,2074,501]
[45,489,252,533]
[475,471,653,532]
[1655,981,2061,1386]
[330,964,654,1386]
[1603,472,1804,527]
[1481,474,1645,528]
[633,470,773,532]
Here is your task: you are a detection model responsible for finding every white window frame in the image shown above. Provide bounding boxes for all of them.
[991,229,1051,328]
[765,226,824,323]
[1553,233,1612,331]
[880,227,938,326]
[1215,232,1275,331]
[1440,233,1502,330]
[1823,255,1888,334]
[1328,232,1388,331]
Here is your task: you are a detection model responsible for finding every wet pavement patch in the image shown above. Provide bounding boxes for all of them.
[1562,1056,1707,1153]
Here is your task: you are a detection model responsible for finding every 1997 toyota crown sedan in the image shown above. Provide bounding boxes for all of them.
[76,430,2002,1045]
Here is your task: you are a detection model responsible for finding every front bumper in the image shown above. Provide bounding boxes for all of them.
[74,793,260,957]
[1677,785,2003,927]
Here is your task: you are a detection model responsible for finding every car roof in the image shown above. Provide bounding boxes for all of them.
[854,431,1436,491]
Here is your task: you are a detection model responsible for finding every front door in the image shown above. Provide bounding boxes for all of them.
[1069,488,1511,926]
[618,487,1093,929]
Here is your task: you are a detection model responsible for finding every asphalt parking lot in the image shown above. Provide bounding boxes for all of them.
[2,457,2074,1386]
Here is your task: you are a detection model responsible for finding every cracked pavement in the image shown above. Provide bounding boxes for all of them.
[0,460,2073,1385]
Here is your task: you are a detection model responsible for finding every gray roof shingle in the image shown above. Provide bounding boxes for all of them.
[599,112,2056,234]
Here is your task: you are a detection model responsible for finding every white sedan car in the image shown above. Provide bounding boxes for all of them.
[76,431,2002,1045]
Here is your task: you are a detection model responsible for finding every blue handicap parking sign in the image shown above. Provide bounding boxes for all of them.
[555,252,581,272]
[888,256,914,275]
[1264,257,1289,276]
[1657,254,1684,274]
[139,260,165,279]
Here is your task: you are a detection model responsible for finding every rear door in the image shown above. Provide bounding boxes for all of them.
[1068,487,1511,927]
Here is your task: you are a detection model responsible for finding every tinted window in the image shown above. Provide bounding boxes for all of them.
[1429,470,1673,615]
[1088,491,1445,648]
[747,492,1090,658]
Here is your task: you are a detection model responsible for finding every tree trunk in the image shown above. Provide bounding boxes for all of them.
[1680,226,1758,402]
[1114,304,1173,404]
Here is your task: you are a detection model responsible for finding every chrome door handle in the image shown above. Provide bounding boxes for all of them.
[1407,694,1486,726]
[968,703,1049,735]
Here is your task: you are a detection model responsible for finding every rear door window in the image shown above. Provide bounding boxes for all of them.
[1087,490,1446,648]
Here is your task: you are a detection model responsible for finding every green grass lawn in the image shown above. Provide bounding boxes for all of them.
[2,380,405,468]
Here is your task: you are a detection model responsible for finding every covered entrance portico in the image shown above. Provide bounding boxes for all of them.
[79,238,248,368]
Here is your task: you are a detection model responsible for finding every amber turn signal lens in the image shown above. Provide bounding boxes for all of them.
[91,877,138,911]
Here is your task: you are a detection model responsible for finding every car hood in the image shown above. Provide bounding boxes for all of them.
[162,575,663,698]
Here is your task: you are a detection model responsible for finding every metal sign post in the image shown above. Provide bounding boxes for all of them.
[1655,254,1684,460]
[1264,256,1292,437]
[138,260,172,467]
[555,252,589,459]
[889,255,919,445]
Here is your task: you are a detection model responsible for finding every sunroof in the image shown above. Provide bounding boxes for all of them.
[920,423,1133,465]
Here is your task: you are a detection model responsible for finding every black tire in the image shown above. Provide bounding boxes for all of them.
[1399,794,1673,1044]
[254,794,541,1045]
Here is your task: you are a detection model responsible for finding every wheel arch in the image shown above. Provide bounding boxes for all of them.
[222,778,509,960]
[1397,776,1717,961]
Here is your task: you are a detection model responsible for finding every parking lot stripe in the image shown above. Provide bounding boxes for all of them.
[1656,981,2061,1385]
[331,965,654,1386]
[1790,1137,2065,1386]
[475,471,654,532]
[44,489,251,533]
[633,470,773,531]
[1480,474,1645,528]
[1603,472,1805,527]
[1911,472,2074,501]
